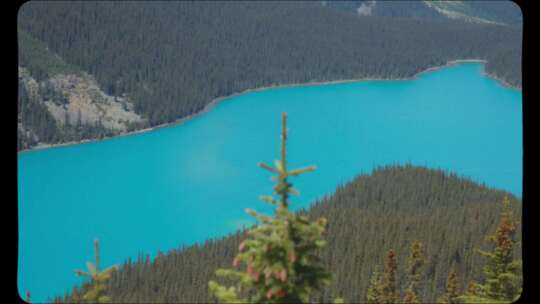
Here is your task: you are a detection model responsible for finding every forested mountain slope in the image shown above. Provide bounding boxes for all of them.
[18,1,521,150]
[425,1,522,25]
[324,0,522,26]
[54,165,521,303]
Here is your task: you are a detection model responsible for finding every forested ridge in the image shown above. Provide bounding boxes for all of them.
[325,0,522,26]
[53,165,522,303]
[18,1,521,149]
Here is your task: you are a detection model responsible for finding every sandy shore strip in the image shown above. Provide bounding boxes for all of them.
[18,59,521,154]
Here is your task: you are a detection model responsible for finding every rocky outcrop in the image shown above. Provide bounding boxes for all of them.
[423,1,504,25]
[19,66,145,133]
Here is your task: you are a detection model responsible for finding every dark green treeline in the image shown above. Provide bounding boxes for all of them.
[54,165,521,303]
[19,1,522,130]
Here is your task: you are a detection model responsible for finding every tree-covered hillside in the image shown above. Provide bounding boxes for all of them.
[324,0,522,26]
[18,1,522,149]
[54,165,521,303]
[17,30,81,81]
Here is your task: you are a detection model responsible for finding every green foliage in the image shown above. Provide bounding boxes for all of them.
[18,80,62,149]
[74,239,118,303]
[485,47,522,88]
[209,113,334,303]
[18,29,79,81]
[457,196,522,303]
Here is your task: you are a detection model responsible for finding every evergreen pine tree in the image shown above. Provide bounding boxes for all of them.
[74,239,118,303]
[458,196,522,303]
[208,113,336,303]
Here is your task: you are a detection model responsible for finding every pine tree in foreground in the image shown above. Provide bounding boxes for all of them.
[74,239,118,303]
[209,113,342,303]
[457,196,522,303]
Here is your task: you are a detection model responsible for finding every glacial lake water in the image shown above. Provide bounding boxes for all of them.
[17,63,522,301]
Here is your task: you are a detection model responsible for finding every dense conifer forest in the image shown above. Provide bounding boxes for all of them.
[18,1,522,149]
[53,165,521,303]
[325,0,522,26]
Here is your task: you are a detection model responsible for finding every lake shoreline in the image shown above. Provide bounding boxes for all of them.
[18,59,520,154]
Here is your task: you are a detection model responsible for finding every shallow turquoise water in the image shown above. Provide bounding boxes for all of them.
[18,63,522,301]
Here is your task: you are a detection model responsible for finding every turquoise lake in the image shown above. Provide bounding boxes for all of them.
[17,63,522,301]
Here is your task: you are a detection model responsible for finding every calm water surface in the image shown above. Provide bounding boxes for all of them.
[18,63,522,301]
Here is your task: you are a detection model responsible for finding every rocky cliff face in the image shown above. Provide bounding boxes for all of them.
[18,66,145,150]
